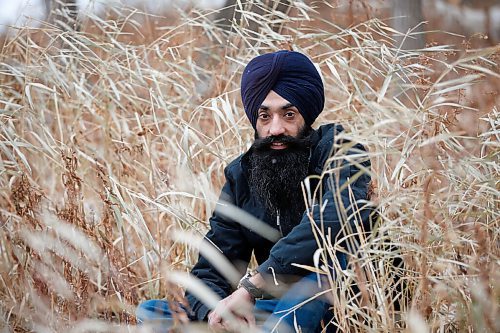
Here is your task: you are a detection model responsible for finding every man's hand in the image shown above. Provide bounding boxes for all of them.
[208,288,255,332]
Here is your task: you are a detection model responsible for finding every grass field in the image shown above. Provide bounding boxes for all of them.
[0,1,498,332]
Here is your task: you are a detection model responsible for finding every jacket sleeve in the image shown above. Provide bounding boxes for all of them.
[185,165,252,321]
[256,137,374,277]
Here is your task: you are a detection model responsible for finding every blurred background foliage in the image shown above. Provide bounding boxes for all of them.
[0,1,498,332]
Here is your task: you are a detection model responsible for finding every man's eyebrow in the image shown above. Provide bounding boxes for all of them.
[259,103,296,110]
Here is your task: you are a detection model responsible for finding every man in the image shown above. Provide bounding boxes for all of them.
[137,50,373,332]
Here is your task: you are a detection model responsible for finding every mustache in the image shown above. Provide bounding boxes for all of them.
[252,134,311,152]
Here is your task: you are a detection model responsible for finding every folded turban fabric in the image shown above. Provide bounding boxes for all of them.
[241,50,325,129]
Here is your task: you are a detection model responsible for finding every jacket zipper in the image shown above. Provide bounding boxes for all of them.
[276,209,283,237]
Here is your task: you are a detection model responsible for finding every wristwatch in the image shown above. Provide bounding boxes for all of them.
[238,272,271,300]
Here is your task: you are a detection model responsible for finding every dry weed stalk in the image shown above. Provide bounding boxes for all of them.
[0,1,498,332]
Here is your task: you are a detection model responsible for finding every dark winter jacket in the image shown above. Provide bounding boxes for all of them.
[186,123,374,320]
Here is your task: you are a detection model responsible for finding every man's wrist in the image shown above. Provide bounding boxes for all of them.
[248,272,265,289]
[238,276,260,301]
[238,272,272,300]
[235,282,255,303]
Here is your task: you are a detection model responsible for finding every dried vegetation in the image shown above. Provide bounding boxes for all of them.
[0,1,498,332]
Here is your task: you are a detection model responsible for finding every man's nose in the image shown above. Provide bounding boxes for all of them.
[269,116,285,136]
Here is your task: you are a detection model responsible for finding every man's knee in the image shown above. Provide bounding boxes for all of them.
[136,299,172,323]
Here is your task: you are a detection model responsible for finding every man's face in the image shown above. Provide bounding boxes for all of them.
[256,90,306,148]
[249,91,311,235]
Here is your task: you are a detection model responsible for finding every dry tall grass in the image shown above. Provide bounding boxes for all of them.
[0,1,498,332]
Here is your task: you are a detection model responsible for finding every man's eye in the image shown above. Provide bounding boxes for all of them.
[258,113,269,119]
[285,111,295,118]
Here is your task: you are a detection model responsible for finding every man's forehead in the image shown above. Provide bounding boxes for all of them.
[260,91,293,106]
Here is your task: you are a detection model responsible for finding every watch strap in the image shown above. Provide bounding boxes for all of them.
[239,276,273,300]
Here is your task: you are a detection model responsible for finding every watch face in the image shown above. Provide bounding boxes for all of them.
[237,272,252,289]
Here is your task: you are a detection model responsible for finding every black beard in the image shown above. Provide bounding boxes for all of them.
[248,128,311,236]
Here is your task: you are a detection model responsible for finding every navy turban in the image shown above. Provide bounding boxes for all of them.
[241,50,325,129]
